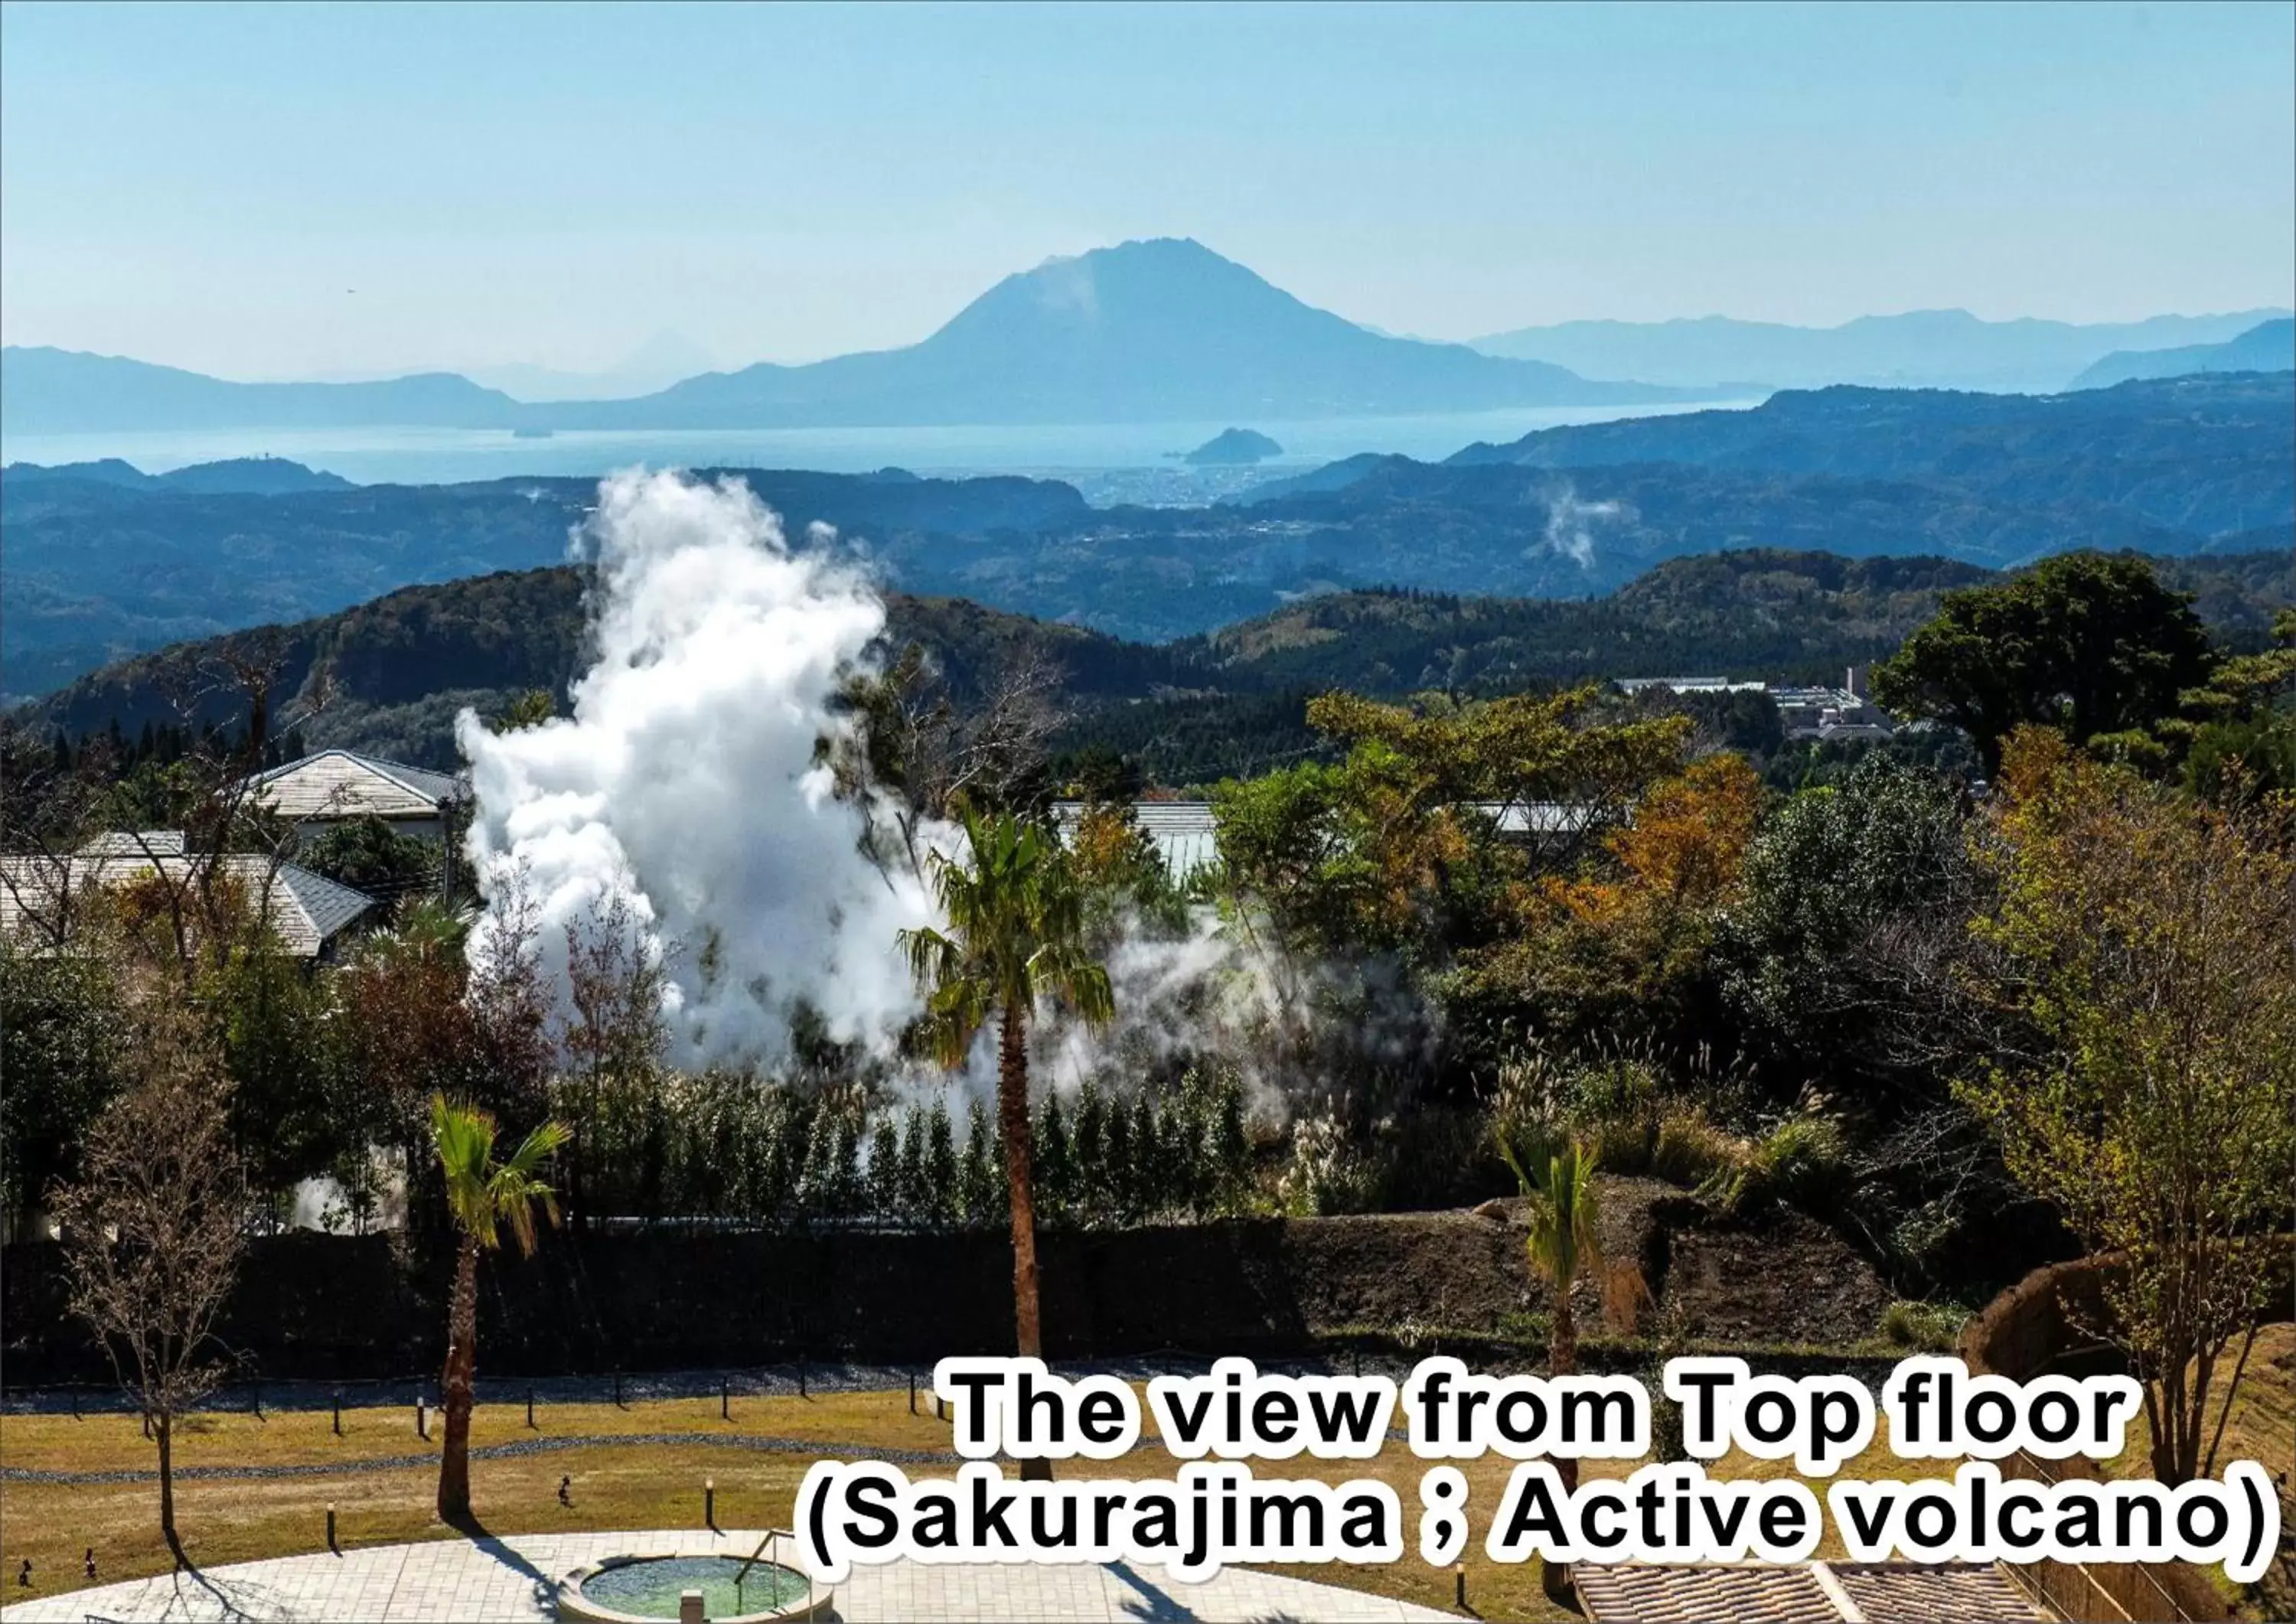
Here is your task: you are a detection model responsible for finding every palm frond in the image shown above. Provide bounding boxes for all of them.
[903,808,1118,1068]
[429,1093,569,1256]
[1504,1130,1603,1290]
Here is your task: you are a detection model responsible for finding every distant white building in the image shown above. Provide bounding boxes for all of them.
[1052,797,1602,881]
[1773,667,1894,741]
[246,749,466,840]
[1614,677,1770,695]
[1617,667,1896,742]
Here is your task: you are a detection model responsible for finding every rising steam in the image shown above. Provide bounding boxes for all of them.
[457,469,933,1068]
[1539,484,1624,568]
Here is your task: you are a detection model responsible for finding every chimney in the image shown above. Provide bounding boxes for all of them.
[1845,664,1867,699]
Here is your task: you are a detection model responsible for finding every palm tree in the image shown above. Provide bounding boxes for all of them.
[429,1094,570,1523]
[1497,1126,1601,1606]
[1496,1129,1603,1482]
[899,812,1114,1387]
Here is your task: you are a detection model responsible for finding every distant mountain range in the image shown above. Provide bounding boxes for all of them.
[0,347,525,435]
[457,329,720,403]
[4,374,2287,701]
[1470,308,2294,393]
[13,246,2285,439]
[26,549,2288,778]
[2,455,354,494]
[537,240,1685,427]
[1,240,1692,438]
[2069,318,2296,390]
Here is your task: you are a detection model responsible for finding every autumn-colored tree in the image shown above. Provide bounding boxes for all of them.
[1064,800,1187,945]
[1533,752,1764,1000]
[1441,752,1761,1049]
[1962,728,2296,1485]
[1215,687,1691,963]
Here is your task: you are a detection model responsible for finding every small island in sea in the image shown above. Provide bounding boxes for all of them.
[1184,426,1283,465]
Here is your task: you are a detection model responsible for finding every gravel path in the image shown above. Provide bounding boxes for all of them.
[0,1430,966,1485]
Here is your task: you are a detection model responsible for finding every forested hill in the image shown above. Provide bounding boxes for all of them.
[1440,373,2294,540]
[1179,553,1998,693]
[25,568,1191,769]
[0,465,1091,697]
[28,549,2287,773]
[1175,549,2288,692]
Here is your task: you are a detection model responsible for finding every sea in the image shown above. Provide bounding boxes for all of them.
[0,399,1756,504]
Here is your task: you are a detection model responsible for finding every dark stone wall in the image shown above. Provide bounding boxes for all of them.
[0,1211,1535,1384]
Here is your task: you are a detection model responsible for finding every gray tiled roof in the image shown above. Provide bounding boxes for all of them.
[77,830,187,856]
[0,853,377,957]
[1831,1561,2047,1622]
[1576,1563,1842,1623]
[1576,1560,2045,1623]
[270,861,383,945]
[249,749,466,820]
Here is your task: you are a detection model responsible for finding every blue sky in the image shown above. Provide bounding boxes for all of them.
[2,1,2290,379]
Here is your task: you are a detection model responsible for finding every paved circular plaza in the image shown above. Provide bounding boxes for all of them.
[0,1528,1457,1622]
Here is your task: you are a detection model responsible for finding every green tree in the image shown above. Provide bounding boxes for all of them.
[899,811,1115,1430]
[1722,757,1980,1101]
[429,1095,570,1523]
[2173,606,2296,801]
[198,911,349,1202]
[1871,552,2216,772]
[897,1106,930,1225]
[1211,1071,1253,1213]
[1034,1091,1075,1226]
[924,1101,960,1228]
[867,1117,902,1225]
[957,1100,999,1227]
[1962,729,2296,1485]
[298,814,442,900]
[487,689,559,733]
[0,938,126,1234]
[556,892,669,1228]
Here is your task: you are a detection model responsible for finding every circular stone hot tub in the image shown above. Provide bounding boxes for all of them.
[556,1552,830,1623]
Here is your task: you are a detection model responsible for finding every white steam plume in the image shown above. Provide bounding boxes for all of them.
[1035,905,1436,1127]
[1538,484,1624,568]
[458,469,934,1068]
